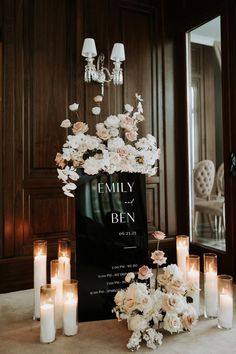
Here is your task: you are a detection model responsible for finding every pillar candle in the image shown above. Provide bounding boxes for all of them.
[63,293,78,336]
[51,276,64,329]
[205,271,218,317]
[33,240,47,320]
[63,279,78,336]
[40,284,56,344]
[59,256,71,281]
[218,274,233,329]
[40,303,56,343]
[187,255,200,316]
[204,253,218,318]
[51,259,64,329]
[218,293,233,329]
[176,235,189,278]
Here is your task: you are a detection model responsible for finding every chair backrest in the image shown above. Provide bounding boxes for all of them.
[216,163,224,197]
[193,160,215,199]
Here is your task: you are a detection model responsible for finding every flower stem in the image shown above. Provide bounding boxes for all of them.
[155,240,160,290]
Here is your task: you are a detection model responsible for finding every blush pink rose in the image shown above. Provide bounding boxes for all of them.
[120,116,134,131]
[138,265,153,280]
[117,148,128,158]
[152,231,166,240]
[151,250,167,266]
[125,130,138,142]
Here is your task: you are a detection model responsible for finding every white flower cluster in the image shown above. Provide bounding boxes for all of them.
[113,263,199,351]
[55,94,160,197]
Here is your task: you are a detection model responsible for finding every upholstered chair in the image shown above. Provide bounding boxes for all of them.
[194,160,225,234]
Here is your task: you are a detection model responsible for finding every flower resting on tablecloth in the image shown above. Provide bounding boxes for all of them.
[55,94,160,197]
[112,231,199,352]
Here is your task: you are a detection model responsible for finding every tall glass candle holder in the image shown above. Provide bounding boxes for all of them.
[40,284,56,344]
[187,255,200,316]
[218,275,233,329]
[63,279,78,336]
[204,253,218,318]
[33,240,47,320]
[51,259,64,329]
[58,238,71,281]
[176,235,189,278]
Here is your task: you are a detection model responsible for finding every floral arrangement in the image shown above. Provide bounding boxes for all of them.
[112,231,199,351]
[55,94,160,197]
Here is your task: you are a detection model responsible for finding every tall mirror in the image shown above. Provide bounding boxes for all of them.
[186,17,225,251]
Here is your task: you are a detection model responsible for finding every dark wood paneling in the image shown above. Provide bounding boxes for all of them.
[146,177,160,233]
[0,0,162,292]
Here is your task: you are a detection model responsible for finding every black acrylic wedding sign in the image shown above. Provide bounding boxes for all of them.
[76,172,148,322]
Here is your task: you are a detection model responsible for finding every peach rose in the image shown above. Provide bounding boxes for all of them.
[138,265,153,280]
[165,278,186,295]
[152,231,166,240]
[72,121,89,134]
[151,250,167,266]
[162,293,184,314]
[120,116,134,131]
[182,307,198,330]
[55,153,65,168]
[96,127,111,141]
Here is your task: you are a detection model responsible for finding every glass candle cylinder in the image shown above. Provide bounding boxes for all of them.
[40,284,56,344]
[51,259,64,329]
[187,255,200,316]
[33,240,47,320]
[58,238,71,281]
[63,279,78,336]
[218,275,233,329]
[176,235,189,278]
[204,253,218,318]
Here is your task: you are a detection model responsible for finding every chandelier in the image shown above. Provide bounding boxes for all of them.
[81,38,125,95]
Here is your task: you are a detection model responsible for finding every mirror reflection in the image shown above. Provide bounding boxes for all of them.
[187,17,225,251]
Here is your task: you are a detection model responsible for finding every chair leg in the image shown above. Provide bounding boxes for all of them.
[194,211,199,232]
[207,214,215,233]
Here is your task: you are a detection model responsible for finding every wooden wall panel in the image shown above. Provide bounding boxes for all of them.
[146,177,160,234]
[0,0,163,292]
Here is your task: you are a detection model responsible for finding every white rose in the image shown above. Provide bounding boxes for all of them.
[107,137,125,151]
[114,290,125,306]
[128,314,148,332]
[109,128,119,137]
[60,119,72,128]
[93,95,103,103]
[163,312,183,334]
[125,272,135,283]
[69,102,79,111]
[104,115,120,128]
[92,106,101,115]
[124,103,134,112]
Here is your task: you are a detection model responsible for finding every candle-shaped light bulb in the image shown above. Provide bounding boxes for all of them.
[33,240,47,320]
[204,253,218,318]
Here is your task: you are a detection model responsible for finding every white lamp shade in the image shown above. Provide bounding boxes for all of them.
[82,38,97,58]
[110,43,125,61]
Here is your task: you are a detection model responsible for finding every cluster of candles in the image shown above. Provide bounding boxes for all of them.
[176,235,233,329]
[33,239,78,344]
